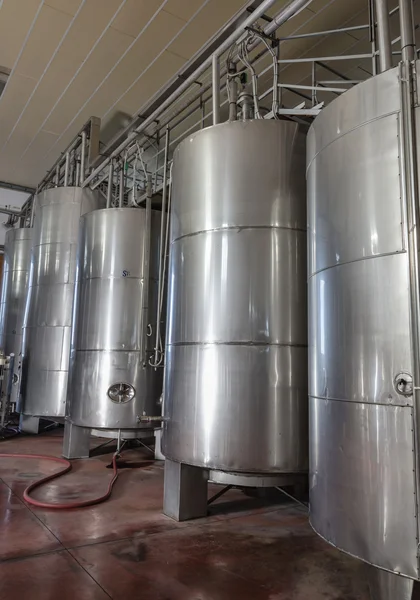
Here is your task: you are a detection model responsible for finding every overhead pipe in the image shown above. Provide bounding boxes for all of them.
[82,0,312,189]
[374,0,392,71]
[399,0,415,61]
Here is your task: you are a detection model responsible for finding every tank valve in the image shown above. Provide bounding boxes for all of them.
[394,372,413,397]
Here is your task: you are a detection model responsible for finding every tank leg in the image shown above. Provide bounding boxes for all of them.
[154,428,165,461]
[163,458,208,521]
[62,421,91,459]
[366,566,414,600]
[19,414,39,434]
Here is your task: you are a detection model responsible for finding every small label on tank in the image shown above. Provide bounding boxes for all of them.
[122,270,130,277]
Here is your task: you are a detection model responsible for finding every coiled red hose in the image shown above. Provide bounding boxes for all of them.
[0,453,118,509]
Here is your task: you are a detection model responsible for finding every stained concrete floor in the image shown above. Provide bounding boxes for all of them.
[0,429,370,600]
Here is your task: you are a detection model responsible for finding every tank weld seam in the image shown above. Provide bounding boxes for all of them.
[27,283,76,288]
[76,276,158,282]
[23,325,71,329]
[5,268,30,272]
[168,341,308,348]
[308,249,407,279]
[310,394,413,408]
[171,225,307,244]
[73,349,146,353]
[32,241,79,248]
[306,109,400,172]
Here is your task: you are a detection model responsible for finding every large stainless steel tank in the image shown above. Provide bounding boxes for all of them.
[0,228,33,406]
[307,66,420,580]
[21,187,103,421]
[66,207,163,436]
[163,119,308,478]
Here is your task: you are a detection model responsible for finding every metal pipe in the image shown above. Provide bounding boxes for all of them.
[29,195,36,228]
[152,126,170,367]
[106,160,114,208]
[264,0,312,34]
[69,150,75,186]
[142,175,152,366]
[0,206,24,217]
[369,0,378,75]
[278,24,369,40]
[64,152,70,187]
[80,130,87,185]
[119,163,124,208]
[375,0,392,71]
[277,54,373,63]
[399,0,415,61]
[75,162,81,188]
[55,164,60,187]
[212,54,220,125]
[82,0,304,188]
[228,62,238,121]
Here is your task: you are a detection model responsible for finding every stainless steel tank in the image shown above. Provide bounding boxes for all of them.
[21,187,104,421]
[0,228,33,406]
[307,66,420,580]
[163,119,308,478]
[66,207,163,436]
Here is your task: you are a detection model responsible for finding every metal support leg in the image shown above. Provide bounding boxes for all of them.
[19,414,39,434]
[62,421,91,459]
[154,428,164,461]
[163,458,208,521]
[366,566,414,600]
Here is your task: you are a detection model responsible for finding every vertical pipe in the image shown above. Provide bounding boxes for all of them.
[106,160,114,208]
[55,164,60,188]
[69,150,75,186]
[212,54,220,125]
[119,162,124,208]
[228,62,238,121]
[375,0,392,71]
[75,162,81,188]
[311,62,317,106]
[29,195,36,228]
[369,0,378,75]
[64,153,70,187]
[80,130,87,186]
[153,126,170,367]
[201,96,205,129]
[142,175,152,366]
[399,0,415,61]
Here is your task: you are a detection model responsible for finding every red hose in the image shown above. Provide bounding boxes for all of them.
[0,453,119,509]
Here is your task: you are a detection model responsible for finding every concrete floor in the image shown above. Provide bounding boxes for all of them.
[0,429,370,600]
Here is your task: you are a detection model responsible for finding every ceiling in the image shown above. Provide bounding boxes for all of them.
[0,0,417,188]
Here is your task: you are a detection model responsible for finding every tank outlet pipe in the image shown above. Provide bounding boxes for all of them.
[142,175,152,366]
[399,0,416,61]
[374,0,392,71]
[82,0,309,189]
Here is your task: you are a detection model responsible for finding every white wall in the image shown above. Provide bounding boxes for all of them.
[0,188,31,246]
